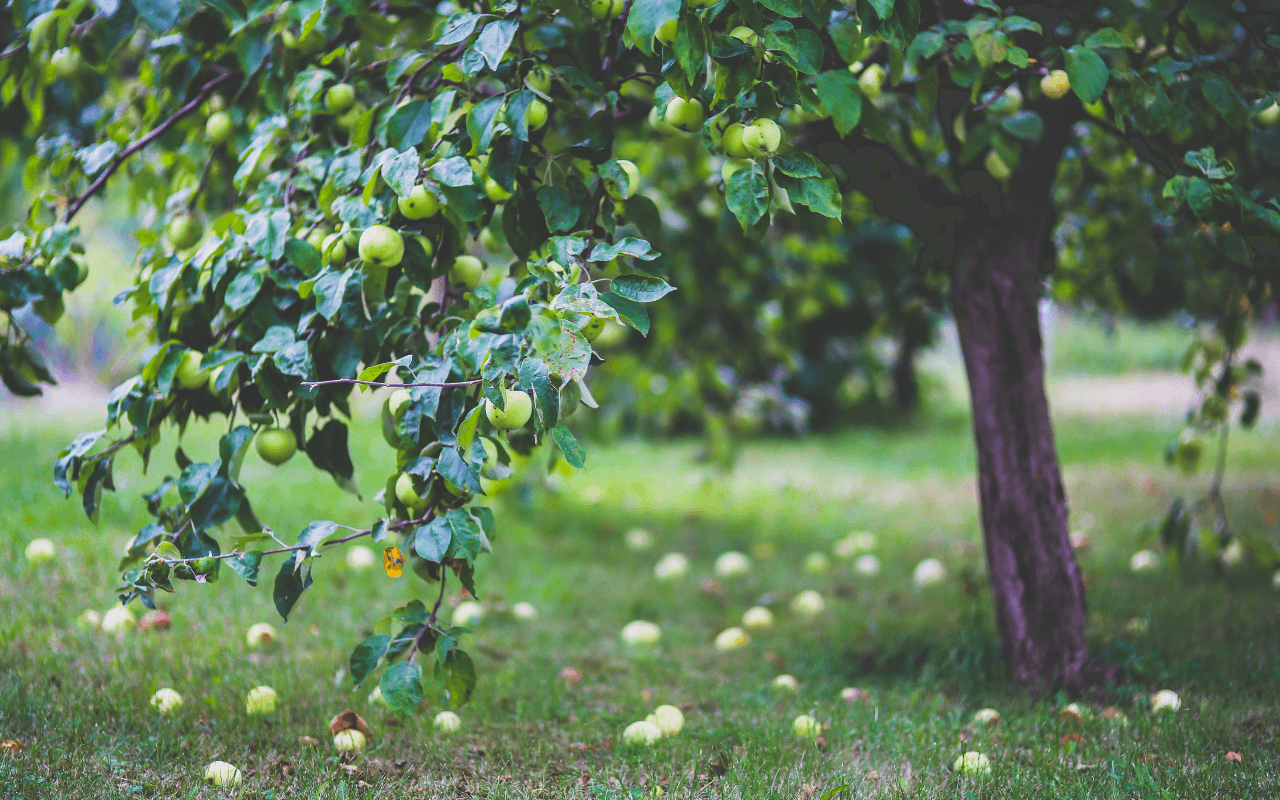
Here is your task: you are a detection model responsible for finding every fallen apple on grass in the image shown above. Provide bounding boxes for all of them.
[150,688,183,714]
[246,685,278,716]
[622,720,663,746]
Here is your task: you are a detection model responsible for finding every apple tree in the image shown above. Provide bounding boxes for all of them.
[4,0,1279,698]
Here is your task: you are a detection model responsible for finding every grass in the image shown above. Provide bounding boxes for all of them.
[1045,311,1193,378]
[2,399,1280,799]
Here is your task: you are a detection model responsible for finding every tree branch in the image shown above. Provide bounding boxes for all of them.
[64,71,238,223]
[301,377,482,389]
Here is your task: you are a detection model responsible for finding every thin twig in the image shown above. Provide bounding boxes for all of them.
[161,510,435,564]
[64,71,238,223]
[301,377,481,389]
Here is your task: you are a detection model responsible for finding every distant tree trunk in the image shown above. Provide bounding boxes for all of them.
[816,91,1097,690]
[951,219,1089,690]
[891,340,920,411]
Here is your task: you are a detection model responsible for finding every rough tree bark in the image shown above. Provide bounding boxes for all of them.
[815,94,1096,689]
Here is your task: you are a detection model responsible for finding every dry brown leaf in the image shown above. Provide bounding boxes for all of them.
[1226,751,1242,762]
[329,709,374,739]
[0,740,24,754]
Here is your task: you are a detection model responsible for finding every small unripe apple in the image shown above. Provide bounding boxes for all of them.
[524,98,549,131]
[246,685,278,716]
[741,118,782,157]
[485,390,533,430]
[525,65,553,94]
[952,752,991,775]
[1256,101,1280,127]
[580,317,606,342]
[858,63,886,97]
[398,185,440,219]
[664,97,705,133]
[206,112,234,146]
[985,150,1012,180]
[646,704,684,736]
[653,552,689,580]
[622,720,662,746]
[51,47,86,82]
[792,714,820,738]
[479,228,502,253]
[655,19,678,47]
[484,175,514,202]
[359,225,404,268]
[620,619,661,646]
[713,551,750,578]
[203,761,242,786]
[450,255,484,290]
[587,0,625,20]
[395,472,431,510]
[434,710,462,733]
[168,213,203,250]
[321,232,348,265]
[729,26,759,46]
[794,103,827,122]
[245,622,277,648]
[742,606,773,629]
[1040,69,1071,100]
[282,27,327,55]
[1059,703,1084,724]
[101,605,136,634]
[604,160,640,201]
[175,350,209,390]
[790,590,825,617]
[151,688,184,714]
[255,428,297,465]
[722,123,750,158]
[648,106,681,135]
[721,158,753,184]
[334,102,367,133]
[24,538,57,565]
[714,627,749,651]
[325,83,356,114]
[334,729,367,752]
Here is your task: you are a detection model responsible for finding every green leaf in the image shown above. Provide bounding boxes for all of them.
[305,421,360,497]
[284,238,322,277]
[1064,46,1108,104]
[999,111,1044,141]
[272,555,313,622]
[188,477,242,531]
[350,634,391,688]
[775,173,842,220]
[432,156,475,187]
[383,149,420,197]
[435,13,482,45]
[435,649,477,708]
[537,186,583,234]
[1199,78,1249,130]
[725,163,770,232]
[608,274,676,302]
[414,517,452,562]
[773,152,824,179]
[474,20,519,70]
[443,508,485,566]
[1084,27,1137,50]
[673,8,709,85]
[600,292,650,335]
[552,426,586,468]
[132,0,180,31]
[226,551,263,586]
[437,448,483,495]
[626,0,681,57]
[814,71,863,136]
[380,661,424,716]
[588,238,659,262]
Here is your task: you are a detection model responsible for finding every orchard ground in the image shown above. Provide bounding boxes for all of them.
[3,371,1280,797]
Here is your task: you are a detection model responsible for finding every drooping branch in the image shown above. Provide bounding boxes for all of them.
[63,71,238,223]
[301,377,482,389]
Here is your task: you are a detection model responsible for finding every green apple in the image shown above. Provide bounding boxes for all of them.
[450,255,484,289]
[485,390,533,430]
[24,538,57,565]
[255,428,297,465]
[283,27,327,55]
[434,710,462,733]
[622,720,662,746]
[722,158,753,183]
[321,233,348,265]
[525,65,553,94]
[325,83,356,114]
[334,729,367,753]
[525,98,549,131]
[175,350,209,390]
[1040,69,1070,100]
[587,0,625,20]
[168,213,203,250]
[580,317,606,341]
[655,19,678,47]
[794,103,827,122]
[484,175,514,202]
[480,228,502,253]
[305,227,328,253]
[203,761,242,786]
[411,233,435,259]
[729,26,759,46]
[245,685,277,716]
[665,96,704,133]
[395,472,431,510]
[722,123,750,158]
[343,228,361,249]
[150,688,184,714]
[648,106,681,135]
[604,160,640,201]
[479,438,499,473]
[1257,101,1280,128]
[792,715,820,738]
[620,78,654,102]
[858,63,886,97]
[359,225,404,268]
[382,388,411,447]
[208,362,239,394]
[51,47,86,81]
[71,254,89,288]
[206,112,234,146]
[741,118,781,157]
[398,185,440,219]
[984,150,1011,180]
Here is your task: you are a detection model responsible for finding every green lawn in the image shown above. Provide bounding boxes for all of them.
[2,401,1279,798]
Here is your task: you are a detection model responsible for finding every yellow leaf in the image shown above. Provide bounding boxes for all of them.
[383,546,405,578]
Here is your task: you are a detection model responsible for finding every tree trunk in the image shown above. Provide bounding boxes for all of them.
[950,179,1090,691]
